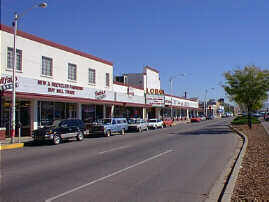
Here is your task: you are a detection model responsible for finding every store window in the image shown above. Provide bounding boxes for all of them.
[68,63,77,81]
[37,101,77,126]
[42,56,53,76]
[82,104,96,123]
[7,47,22,71]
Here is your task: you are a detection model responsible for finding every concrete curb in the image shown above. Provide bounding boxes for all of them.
[220,126,248,201]
[261,121,269,136]
[205,125,248,202]
[0,142,24,150]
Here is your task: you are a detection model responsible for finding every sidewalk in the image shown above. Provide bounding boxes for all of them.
[261,120,269,136]
[0,136,32,150]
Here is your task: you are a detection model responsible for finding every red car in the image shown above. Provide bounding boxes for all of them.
[163,118,174,127]
[190,117,201,122]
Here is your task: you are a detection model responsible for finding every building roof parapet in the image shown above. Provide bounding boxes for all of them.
[164,93,198,102]
[0,24,113,66]
[144,65,159,74]
[113,81,144,91]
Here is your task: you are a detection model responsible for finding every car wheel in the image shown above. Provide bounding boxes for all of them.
[121,129,125,135]
[106,130,111,137]
[77,131,84,141]
[53,135,61,145]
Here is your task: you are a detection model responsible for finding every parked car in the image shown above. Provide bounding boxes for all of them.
[127,118,148,132]
[206,115,214,120]
[163,118,173,127]
[91,118,128,137]
[32,119,85,145]
[190,117,201,122]
[148,119,163,129]
[199,115,206,121]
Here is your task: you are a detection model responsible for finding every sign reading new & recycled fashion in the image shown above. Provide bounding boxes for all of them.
[5,76,114,101]
[37,80,83,95]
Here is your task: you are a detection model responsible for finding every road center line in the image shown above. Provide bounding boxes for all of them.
[98,145,130,154]
[45,149,173,202]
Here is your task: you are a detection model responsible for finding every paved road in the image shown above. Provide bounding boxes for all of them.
[0,118,238,202]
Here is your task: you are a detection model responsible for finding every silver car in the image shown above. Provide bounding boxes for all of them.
[127,118,149,132]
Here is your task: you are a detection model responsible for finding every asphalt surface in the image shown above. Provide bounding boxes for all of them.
[0,118,238,202]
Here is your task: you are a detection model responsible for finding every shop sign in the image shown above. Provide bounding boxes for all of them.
[37,80,83,95]
[165,99,172,105]
[0,76,18,91]
[146,94,165,107]
[127,86,134,96]
[95,90,106,99]
[146,88,164,95]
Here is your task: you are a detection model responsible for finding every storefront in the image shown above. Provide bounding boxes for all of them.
[0,75,119,137]
[0,96,31,137]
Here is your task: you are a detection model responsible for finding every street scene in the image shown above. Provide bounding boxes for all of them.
[1,1,269,202]
[2,118,239,202]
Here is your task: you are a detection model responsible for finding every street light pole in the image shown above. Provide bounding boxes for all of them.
[204,88,214,117]
[10,2,47,144]
[169,73,187,119]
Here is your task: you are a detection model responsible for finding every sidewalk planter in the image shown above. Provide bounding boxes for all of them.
[0,128,6,140]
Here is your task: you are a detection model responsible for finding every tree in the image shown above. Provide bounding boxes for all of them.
[223,65,269,128]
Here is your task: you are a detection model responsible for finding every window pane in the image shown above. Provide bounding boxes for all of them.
[106,73,109,87]
[7,47,22,70]
[42,56,52,76]
[68,63,77,80]
[88,68,95,84]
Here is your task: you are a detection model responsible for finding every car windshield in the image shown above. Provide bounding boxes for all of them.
[128,119,138,124]
[149,120,156,122]
[103,119,112,124]
[52,120,62,127]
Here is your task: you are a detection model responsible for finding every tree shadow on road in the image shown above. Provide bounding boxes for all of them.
[169,126,232,136]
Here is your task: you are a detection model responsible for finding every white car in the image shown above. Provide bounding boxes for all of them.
[148,119,163,129]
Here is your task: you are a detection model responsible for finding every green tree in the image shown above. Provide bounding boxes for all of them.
[223,65,269,128]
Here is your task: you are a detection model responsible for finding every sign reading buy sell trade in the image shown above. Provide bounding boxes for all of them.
[146,88,165,107]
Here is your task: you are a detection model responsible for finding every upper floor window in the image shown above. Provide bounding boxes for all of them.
[88,68,96,84]
[68,63,77,81]
[106,73,110,87]
[7,47,22,71]
[42,56,53,76]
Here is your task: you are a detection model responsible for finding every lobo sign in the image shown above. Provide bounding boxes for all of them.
[146,88,164,95]
[0,76,18,91]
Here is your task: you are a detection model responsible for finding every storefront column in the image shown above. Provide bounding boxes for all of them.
[111,105,114,118]
[31,100,38,133]
[77,103,82,119]
[186,108,189,120]
[143,107,147,120]
[103,105,106,118]
[155,108,161,119]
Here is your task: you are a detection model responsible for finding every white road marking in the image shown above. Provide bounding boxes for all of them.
[45,149,173,202]
[98,145,130,154]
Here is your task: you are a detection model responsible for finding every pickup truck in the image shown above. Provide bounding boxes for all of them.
[91,118,128,137]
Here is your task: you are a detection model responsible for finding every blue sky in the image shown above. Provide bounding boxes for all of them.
[1,0,269,102]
